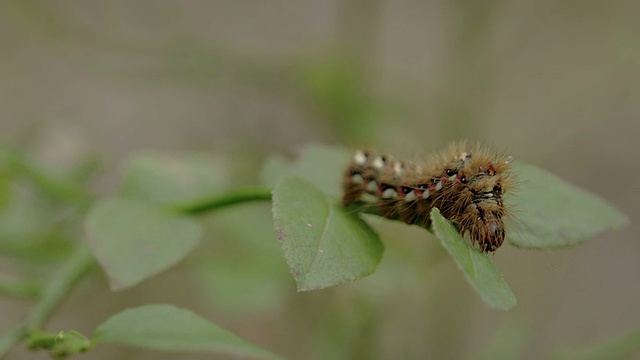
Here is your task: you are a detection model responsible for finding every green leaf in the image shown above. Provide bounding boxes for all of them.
[93,304,281,359]
[85,198,202,290]
[121,153,229,206]
[430,208,516,310]
[261,145,351,198]
[508,164,628,248]
[272,175,383,291]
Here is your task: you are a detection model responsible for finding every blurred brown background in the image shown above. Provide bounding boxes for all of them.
[0,1,639,359]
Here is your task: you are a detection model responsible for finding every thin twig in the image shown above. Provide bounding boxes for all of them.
[172,187,272,215]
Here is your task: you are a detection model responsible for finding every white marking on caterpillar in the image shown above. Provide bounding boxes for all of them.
[354,150,367,165]
[366,180,378,193]
[382,188,398,199]
[393,162,403,175]
[448,175,457,181]
[351,174,364,184]
[422,189,430,199]
[435,182,443,191]
[404,191,416,201]
[372,156,385,169]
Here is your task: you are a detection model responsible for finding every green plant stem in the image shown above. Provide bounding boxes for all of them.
[0,246,95,359]
[0,279,41,299]
[173,187,272,214]
[0,327,26,358]
[25,246,96,331]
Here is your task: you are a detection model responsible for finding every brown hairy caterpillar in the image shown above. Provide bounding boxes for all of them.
[342,142,514,253]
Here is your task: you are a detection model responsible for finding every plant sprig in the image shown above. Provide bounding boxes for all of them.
[0,144,630,359]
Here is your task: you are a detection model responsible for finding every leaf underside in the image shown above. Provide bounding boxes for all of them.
[93,304,281,359]
[272,175,383,291]
[430,208,517,310]
[85,198,202,291]
[507,164,628,249]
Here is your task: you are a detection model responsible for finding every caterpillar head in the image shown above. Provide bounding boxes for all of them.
[460,176,507,252]
[445,147,513,252]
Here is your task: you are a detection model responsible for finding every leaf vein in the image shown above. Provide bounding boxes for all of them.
[300,197,332,283]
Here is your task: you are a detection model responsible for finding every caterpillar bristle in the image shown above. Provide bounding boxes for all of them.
[342,142,514,253]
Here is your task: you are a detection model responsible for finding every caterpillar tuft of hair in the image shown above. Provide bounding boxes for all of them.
[342,142,514,253]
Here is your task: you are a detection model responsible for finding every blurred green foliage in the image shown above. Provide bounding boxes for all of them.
[1,1,639,359]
